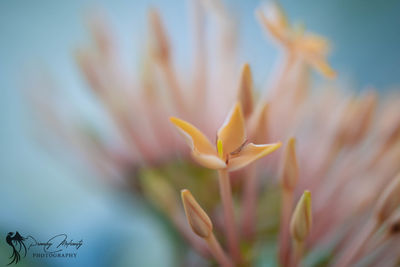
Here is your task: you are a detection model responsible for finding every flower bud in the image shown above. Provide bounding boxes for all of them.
[140,170,178,215]
[281,137,299,191]
[237,63,254,118]
[290,190,312,242]
[148,8,170,62]
[181,189,213,238]
[248,102,269,144]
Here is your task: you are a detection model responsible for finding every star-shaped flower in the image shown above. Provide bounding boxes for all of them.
[170,102,281,171]
[257,2,336,78]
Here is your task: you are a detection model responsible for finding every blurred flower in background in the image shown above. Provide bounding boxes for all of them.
[1,0,400,266]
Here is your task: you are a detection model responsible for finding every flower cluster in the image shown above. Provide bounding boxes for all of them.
[30,1,400,266]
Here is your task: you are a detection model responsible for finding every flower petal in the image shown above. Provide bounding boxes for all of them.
[170,117,216,155]
[227,142,282,172]
[297,34,330,56]
[217,102,246,156]
[256,3,290,46]
[267,2,289,30]
[191,150,227,170]
[305,55,336,79]
[296,35,336,79]
[257,11,287,45]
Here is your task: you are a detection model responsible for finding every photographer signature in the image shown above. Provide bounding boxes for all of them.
[27,234,83,253]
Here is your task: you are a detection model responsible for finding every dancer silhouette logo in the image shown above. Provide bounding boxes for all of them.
[5,231,83,265]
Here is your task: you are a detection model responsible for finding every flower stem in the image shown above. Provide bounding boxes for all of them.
[171,211,209,257]
[334,219,377,267]
[264,52,295,100]
[291,240,304,267]
[241,166,257,241]
[160,60,186,116]
[218,169,242,263]
[205,233,233,267]
[279,189,294,267]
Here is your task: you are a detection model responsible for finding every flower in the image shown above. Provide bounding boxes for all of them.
[170,102,282,171]
[257,2,336,78]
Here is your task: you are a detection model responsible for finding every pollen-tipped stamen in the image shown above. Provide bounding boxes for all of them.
[217,138,224,159]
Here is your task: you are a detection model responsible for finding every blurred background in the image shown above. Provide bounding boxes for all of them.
[0,0,399,266]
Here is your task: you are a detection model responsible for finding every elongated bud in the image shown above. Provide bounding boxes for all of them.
[340,92,377,146]
[374,174,400,224]
[74,49,101,92]
[353,92,377,141]
[248,102,269,143]
[87,10,114,58]
[281,137,298,191]
[290,190,312,242]
[181,189,213,238]
[237,63,254,118]
[148,8,170,62]
[140,170,178,215]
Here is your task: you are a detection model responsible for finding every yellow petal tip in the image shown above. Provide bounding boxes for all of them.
[169,116,180,124]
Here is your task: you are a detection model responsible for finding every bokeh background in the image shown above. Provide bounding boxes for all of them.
[1,0,399,266]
